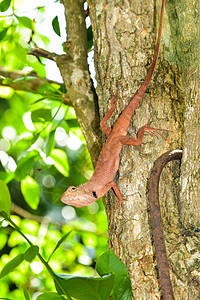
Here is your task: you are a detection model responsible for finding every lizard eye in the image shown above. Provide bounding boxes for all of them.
[70,186,77,192]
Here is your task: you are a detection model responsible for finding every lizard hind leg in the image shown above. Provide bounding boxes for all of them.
[119,119,171,146]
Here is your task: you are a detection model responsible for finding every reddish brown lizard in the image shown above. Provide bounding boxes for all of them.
[61,0,166,208]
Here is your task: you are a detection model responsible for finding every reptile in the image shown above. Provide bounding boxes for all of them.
[61,0,167,208]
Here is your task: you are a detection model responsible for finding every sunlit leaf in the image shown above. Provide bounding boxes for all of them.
[0,179,11,217]
[31,108,52,123]
[37,292,65,300]
[52,16,61,37]
[50,149,69,177]
[28,57,46,77]
[13,134,40,154]
[2,77,13,84]
[55,273,114,300]
[47,231,72,262]
[0,172,14,184]
[0,254,24,279]
[15,15,34,31]
[15,42,28,62]
[0,0,11,12]
[96,250,132,300]
[15,150,39,181]
[23,289,31,300]
[21,176,40,210]
[0,232,7,250]
[37,83,59,95]
[44,130,55,157]
[24,245,39,262]
[37,6,45,13]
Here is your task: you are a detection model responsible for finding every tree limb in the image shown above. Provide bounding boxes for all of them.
[28,47,57,62]
[55,0,102,164]
[0,67,61,92]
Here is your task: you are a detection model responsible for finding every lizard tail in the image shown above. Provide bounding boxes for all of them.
[130,0,166,110]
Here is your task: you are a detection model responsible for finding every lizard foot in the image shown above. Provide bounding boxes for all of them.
[142,118,171,141]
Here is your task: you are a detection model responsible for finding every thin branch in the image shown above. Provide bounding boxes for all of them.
[28,47,58,62]
[0,67,62,91]
[11,202,43,223]
[11,202,107,237]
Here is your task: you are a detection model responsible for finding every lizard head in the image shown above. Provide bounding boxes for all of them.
[61,185,98,208]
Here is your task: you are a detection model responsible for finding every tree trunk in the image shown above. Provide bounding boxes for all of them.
[57,0,200,298]
[88,0,200,299]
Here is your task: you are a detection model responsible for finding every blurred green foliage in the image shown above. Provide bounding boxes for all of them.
[0,1,112,299]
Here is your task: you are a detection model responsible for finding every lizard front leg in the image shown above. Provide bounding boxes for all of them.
[119,119,170,146]
[105,181,123,208]
[100,84,120,136]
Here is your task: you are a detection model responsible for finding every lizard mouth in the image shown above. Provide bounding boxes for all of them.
[61,192,96,208]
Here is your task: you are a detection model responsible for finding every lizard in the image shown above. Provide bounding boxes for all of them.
[148,150,182,300]
[61,0,166,208]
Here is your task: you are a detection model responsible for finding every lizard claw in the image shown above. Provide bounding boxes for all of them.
[142,119,171,141]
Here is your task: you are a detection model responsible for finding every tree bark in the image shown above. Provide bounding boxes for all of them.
[56,0,200,298]
[88,0,200,299]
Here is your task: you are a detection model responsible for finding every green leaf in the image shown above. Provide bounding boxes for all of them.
[0,220,3,229]
[13,134,40,154]
[23,289,31,300]
[0,27,9,41]
[31,108,52,123]
[96,250,132,300]
[0,254,24,279]
[24,245,39,262]
[87,25,93,50]
[44,130,55,157]
[55,273,114,300]
[50,149,69,177]
[15,150,39,181]
[15,41,27,62]
[37,6,45,13]
[47,231,71,262]
[37,83,59,95]
[21,176,40,210]
[52,16,61,37]
[0,179,11,218]
[0,0,11,12]
[0,172,14,184]
[15,15,34,30]
[37,292,65,300]
[2,77,13,84]
[0,211,8,220]
[67,119,80,128]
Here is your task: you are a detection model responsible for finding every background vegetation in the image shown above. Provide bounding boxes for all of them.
[0,1,117,299]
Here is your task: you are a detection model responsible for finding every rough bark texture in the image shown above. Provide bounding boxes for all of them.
[56,0,200,298]
[165,1,200,299]
[88,0,199,299]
